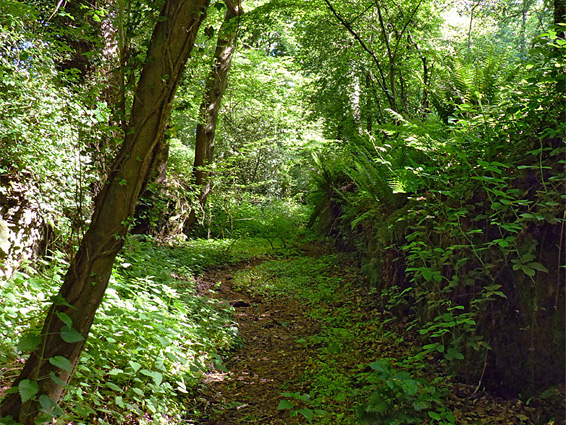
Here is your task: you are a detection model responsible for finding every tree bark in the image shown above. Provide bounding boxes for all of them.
[186,0,243,231]
[555,0,566,31]
[0,0,209,423]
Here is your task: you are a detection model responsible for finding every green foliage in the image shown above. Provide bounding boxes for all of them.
[0,14,111,249]
[232,247,456,424]
[0,237,261,423]
[307,25,565,395]
[204,197,311,248]
[430,50,516,123]
[231,254,341,300]
[356,359,454,425]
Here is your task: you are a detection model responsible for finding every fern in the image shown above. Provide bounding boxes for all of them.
[346,149,395,206]
[431,50,516,121]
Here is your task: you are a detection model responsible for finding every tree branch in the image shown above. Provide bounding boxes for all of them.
[323,0,397,111]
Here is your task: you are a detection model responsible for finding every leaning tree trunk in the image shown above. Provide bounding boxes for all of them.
[186,0,243,231]
[0,0,209,423]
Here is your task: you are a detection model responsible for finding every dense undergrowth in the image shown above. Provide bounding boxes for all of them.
[0,236,274,424]
[307,32,565,399]
[1,197,562,424]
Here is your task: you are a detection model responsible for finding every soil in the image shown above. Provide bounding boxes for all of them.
[191,259,320,424]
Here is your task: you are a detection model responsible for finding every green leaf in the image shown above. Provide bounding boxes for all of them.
[39,394,57,410]
[49,356,72,373]
[39,394,63,416]
[401,379,419,396]
[18,379,39,403]
[429,411,442,421]
[17,333,41,352]
[60,326,84,343]
[520,265,536,277]
[115,396,125,408]
[277,400,294,410]
[106,382,122,392]
[128,361,142,373]
[297,408,314,421]
[446,348,464,360]
[140,369,162,386]
[56,312,73,327]
[108,368,124,376]
[50,371,67,387]
[72,404,96,417]
[527,262,548,273]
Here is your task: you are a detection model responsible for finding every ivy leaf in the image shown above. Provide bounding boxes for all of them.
[49,356,72,373]
[39,394,56,410]
[18,379,39,403]
[60,326,84,343]
[50,371,67,387]
[17,333,41,352]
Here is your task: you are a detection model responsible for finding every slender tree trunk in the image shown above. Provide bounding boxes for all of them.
[323,0,396,112]
[365,72,373,133]
[555,0,566,32]
[375,0,399,112]
[555,0,566,119]
[467,1,480,55]
[0,1,209,423]
[186,0,243,231]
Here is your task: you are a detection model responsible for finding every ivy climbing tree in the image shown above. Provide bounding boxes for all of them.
[0,0,210,422]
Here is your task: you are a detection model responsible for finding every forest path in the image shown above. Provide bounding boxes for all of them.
[191,254,323,424]
[185,242,548,425]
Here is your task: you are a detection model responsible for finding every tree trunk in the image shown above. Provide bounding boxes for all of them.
[555,0,566,32]
[555,0,565,108]
[186,0,243,231]
[0,0,209,423]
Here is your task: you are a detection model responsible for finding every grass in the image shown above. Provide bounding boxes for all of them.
[228,248,453,424]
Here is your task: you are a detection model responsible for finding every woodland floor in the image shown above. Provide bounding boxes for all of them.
[193,258,320,424]
[183,242,561,425]
[0,241,563,424]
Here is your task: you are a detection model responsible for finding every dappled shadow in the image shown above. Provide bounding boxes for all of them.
[191,261,321,424]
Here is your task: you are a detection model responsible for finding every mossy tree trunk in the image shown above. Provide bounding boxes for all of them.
[0,0,209,423]
[186,0,243,231]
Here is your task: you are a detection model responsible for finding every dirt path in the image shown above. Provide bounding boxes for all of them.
[192,260,320,424]
[186,253,561,425]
